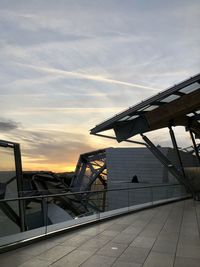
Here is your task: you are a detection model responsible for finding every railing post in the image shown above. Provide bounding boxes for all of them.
[42,197,48,234]
[14,143,26,232]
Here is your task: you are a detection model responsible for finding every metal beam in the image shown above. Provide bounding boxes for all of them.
[189,130,200,165]
[93,133,146,146]
[169,126,186,178]
[141,134,194,194]
[14,143,26,232]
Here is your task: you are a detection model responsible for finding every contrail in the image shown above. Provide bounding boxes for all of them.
[18,63,159,91]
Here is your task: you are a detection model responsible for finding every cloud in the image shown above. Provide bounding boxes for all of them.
[0,119,19,131]
[1,127,95,171]
[3,107,123,116]
[17,63,159,91]
[0,0,199,172]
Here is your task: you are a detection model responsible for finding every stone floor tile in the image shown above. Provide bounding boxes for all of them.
[79,227,103,236]
[176,244,200,259]
[80,254,116,267]
[143,251,174,267]
[107,223,129,232]
[152,239,177,254]
[0,251,33,267]
[112,233,136,244]
[46,231,77,244]
[60,234,91,247]
[36,245,76,263]
[18,258,51,267]
[139,229,159,238]
[51,261,79,267]
[51,249,94,266]
[156,232,179,243]
[174,256,200,267]
[99,230,120,237]
[77,235,111,250]
[112,261,141,267]
[130,220,147,228]
[97,242,128,257]
[130,236,156,248]
[178,234,200,247]
[119,246,150,264]
[122,226,141,235]
[14,240,58,256]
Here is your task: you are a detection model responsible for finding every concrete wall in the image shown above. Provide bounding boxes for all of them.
[105,147,197,210]
[106,147,198,185]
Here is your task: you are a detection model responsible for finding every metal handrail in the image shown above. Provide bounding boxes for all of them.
[0,183,183,202]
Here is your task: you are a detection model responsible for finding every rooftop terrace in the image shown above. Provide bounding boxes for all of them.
[0,199,200,267]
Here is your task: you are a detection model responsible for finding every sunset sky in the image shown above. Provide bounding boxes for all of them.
[0,0,199,172]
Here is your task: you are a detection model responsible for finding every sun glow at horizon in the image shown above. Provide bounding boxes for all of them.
[22,162,76,173]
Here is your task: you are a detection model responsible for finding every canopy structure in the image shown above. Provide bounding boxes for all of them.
[90,74,200,142]
[90,74,200,198]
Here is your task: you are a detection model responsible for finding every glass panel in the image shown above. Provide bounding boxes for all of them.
[129,186,152,211]
[170,185,188,199]
[187,112,195,117]
[142,105,159,111]
[152,186,169,204]
[0,144,22,244]
[0,198,46,247]
[0,200,20,239]
[118,116,130,122]
[127,115,139,120]
[25,198,46,231]
[160,94,180,103]
[151,185,187,204]
[100,187,129,219]
[46,192,100,233]
[0,146,17,198]
[179,82,200,94]
[137,105,150,111]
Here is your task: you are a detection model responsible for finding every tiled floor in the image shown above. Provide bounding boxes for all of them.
[0,199,200,267]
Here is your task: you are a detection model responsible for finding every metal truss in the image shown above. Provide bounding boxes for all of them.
[71,148,107,192]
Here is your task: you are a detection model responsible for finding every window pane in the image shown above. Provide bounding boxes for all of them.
[179,82,200,94]
[160,94,180,103]
[0,146,17,198]
[118,116,130,121]
[128,115,139,120]
[142,105,159,111]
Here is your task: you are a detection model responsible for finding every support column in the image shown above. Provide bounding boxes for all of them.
[169,126,186,178]
[189,129,200,165]
[141,133,194,195]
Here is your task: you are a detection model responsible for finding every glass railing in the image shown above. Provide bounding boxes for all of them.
[0,183,190,248]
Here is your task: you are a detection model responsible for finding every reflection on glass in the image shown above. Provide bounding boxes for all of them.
[46,191,100,233]
[127,115,139,121]
[142,105,159,111]
[129,187,152,206]
[179,82,199,94]
[25,199,46,230]
[118,115,130,122]
[0,145,21,239]
[160,94,180,103]
[0,200,20,237]
[0,146,16,198]
[137,105,150,111]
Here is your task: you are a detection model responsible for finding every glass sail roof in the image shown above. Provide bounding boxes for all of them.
[90,73,200,137]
